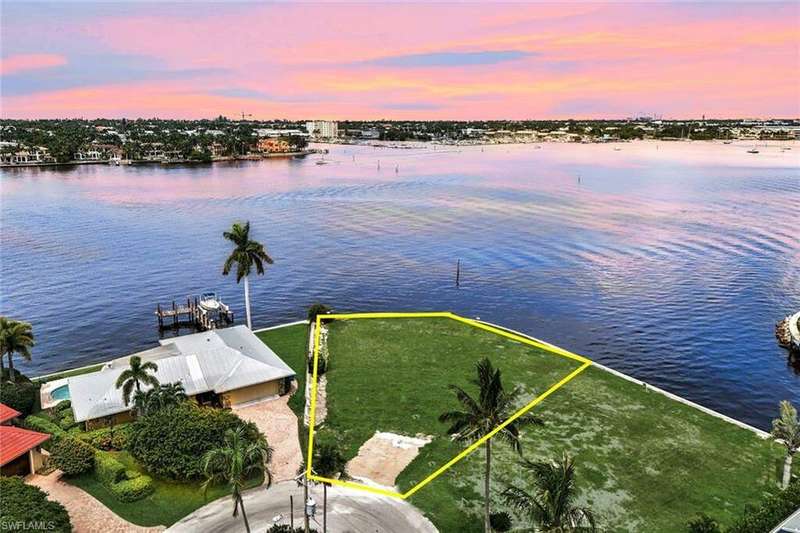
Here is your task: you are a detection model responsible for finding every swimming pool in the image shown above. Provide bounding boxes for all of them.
[51,384,71,401]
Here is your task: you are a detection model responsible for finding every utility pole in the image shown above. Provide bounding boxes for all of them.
[304,477,310,533]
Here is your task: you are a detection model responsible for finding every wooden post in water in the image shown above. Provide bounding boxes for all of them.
[290,495,294,528]
[456,259,461,287]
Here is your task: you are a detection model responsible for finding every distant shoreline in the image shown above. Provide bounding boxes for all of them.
[0,148,322,170]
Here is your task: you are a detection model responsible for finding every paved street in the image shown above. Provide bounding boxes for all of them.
[167,481,437,533]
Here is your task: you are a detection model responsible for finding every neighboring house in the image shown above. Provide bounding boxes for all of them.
[772,508,800,533]
[0,403,50,476]
[41,326,295,429]
[256,138,292,153]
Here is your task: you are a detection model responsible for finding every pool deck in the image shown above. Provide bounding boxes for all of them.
[40,377,73,410]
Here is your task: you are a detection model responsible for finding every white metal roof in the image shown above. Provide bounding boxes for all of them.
[67,326,295,422]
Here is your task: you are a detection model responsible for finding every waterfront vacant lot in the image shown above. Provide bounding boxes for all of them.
[305,316,782,532]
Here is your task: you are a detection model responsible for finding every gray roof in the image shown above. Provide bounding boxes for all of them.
[68,326,295,422]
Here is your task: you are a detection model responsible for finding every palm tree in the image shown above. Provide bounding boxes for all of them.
[312,443,348,533]
[131,382,186,416]
[772,400,800,489]
[439,358,544,533]
[502,453,596,532]
[202,425,273,533]
[115,355,159,406]
[157,382,187,405]
[0,317,34,383]
[222,221,274,330]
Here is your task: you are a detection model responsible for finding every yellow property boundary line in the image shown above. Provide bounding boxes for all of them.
[305,311,592,499]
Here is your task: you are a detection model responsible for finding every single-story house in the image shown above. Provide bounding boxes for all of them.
[0,403,50,476]
[42,326,295,429]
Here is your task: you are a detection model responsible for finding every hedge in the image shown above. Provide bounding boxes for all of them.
[726,481,800,533]
[112,473,155,502]
[0,476,72,533]
[50,437,95,476]
[93,451,153,502]
[23,415,65,448]
[79,425,130,451]
[128,403,259,480]
[95,452,126,486]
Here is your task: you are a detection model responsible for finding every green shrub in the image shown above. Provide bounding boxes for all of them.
[727,481,800,533]
[307,303,331,322]
[57,410,77,430]
[79,425,130,451]
[94,451,126,486]
[686,514,721,533]
[266,526,318,533]
[54,399,72,413]
[128,403,259,480]
[92,452,153,502]
[308,355,327,375]
[111,473,154,502]
[0,476,71,532]
[0,380,38,416]
[22,415,64,450]
[50,436,95,476]
[490,511,513,532]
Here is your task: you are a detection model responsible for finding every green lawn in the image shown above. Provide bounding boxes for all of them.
[33,364,104,383]
[313,317,782,532]
[67,451,262,527]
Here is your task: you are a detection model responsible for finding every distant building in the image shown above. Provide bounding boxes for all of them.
[305,120,338,139]
[255,128,308,138]
[257,138,292,153]
[0,147,55,165]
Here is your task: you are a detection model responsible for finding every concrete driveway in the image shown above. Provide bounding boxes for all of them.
[167,481,437,533]
[233,394,303,483]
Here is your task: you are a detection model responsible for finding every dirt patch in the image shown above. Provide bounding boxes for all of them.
[233,390,303,483]
[346,432,431,487]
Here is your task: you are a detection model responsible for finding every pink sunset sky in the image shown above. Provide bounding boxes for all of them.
[1,1,798,120]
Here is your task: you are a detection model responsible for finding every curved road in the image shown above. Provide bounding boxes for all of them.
[167,481,437,533]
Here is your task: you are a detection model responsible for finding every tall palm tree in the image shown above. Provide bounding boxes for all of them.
[772,400,800,489]
[115,355,159,406]
[203,425,273,533]
[502,453,596,532]
[439,358,544,533]
[0,317,34,383]
[312,443,348,533]
[222,221,274,330]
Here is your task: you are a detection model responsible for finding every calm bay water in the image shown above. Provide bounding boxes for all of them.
[1,141,798,429]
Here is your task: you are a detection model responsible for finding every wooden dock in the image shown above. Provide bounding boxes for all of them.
[155,297,234,333]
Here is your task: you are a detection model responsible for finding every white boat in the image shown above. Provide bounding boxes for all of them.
[747,148,759,154]
[199,292,221,312]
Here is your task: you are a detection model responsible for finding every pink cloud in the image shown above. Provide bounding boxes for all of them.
[0,53,66,75]
[2,2,798,119]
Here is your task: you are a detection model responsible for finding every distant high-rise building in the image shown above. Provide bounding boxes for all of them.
[305,120,339,139]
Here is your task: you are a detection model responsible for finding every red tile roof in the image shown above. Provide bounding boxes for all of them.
[0,403,21,424]
[0,426,50,466]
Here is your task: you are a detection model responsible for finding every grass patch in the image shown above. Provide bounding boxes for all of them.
[67,451,262,527]
[34,364,104,383]
[318,317,782,532]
